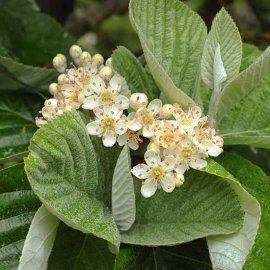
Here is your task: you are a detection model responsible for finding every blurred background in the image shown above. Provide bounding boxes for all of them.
[35,0,270,58]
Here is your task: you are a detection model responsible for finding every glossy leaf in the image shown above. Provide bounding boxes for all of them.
[25,111,120,246]
[18,205,60,270]
[112,144,135,231]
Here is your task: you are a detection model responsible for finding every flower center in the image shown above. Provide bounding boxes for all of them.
[102,117,115,130]
[149,165,165,181]
[181,147,193,159]
[99,90,113,103]
[140,111,154,126]
[181,117,192,125]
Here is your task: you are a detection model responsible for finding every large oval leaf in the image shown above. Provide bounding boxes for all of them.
[24,111,120,246]
[0,164,40,270]
[129,0,207,104]
[121,168,244,246]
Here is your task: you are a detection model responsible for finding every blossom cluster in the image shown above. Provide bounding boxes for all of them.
[37,45,224,198]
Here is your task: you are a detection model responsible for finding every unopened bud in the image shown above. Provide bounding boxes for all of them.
[130,93,148,111]
[69,45,82,64]
[49,83,58,95]
[105,57,112,67]
[99,66,113,80]
[161,104,175,119]
[80,51,91,66]
[92,53,104,67]
[57,74,67,84]
[52,54,67,73]
[174,175,184,187]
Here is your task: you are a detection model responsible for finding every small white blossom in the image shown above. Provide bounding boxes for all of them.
[129,93,148,111]
[86,104,128,147]
[131,150,177,198]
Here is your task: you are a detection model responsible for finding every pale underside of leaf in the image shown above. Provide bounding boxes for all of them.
[217,46,270,118]
[112,144,135,232]
[203,160,260,270]
[18,205,60,270]
[201,7,242,90]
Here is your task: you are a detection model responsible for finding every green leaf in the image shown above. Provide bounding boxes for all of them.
[217,46,270,119]
[24,111,120,246]
[0,0,75,66]
[114,240,212,270]
[0,164,40,270]
[48,223,115,270]
[0,56,57,91]
[129,0,207,104]
[203,159,260,270]
[216,153,270,270]
[0,92,43,162]
[112,144,135,232]
[217,53,270,148]
[112,46,154,100]
[120,167,244,246]
[18,205,60,270]
[201,8,242,90]
[240,43,261,72]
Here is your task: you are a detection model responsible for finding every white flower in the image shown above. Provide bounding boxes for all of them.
[165,139,207,174]
[173,105,204,131]
[82,75,129,110]
[129,93,148,111]
[131,150,177,198]
[86,104,128,147]
[135,99,162,137]
[117,129,143,150]
[153,120,184,148]
[161,104,175,119]
[190,126,223,157]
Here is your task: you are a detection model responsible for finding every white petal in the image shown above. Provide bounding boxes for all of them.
[174,163,188,174]
[147,99,162,115]
[115,119,128,135]
[109,74,122,93]
[90,76,105,94]
[142,126,154,138]
[86,121,103,135]
[102,131,117,147]
[161,156,177,171]
[128,140,139,150]
[110,104,123,120]
[144,150,161,166]
[207,145,223,157]
[131,164,149,179]
[161,175,175,193]
[115,95,129,109]
[141,179,157,198]
[189,158,207,170]
[188,106,202,119]
[82,95,99,110]
[117,134,128,146]
[128,112,142,131]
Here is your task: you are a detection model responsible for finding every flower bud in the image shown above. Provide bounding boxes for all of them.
[69,45,82,64]
[52,53,67,73]
[105,57,112,67]
[174,175,184,187]
[161,104,175,119]
[92,53,104,67]
[129,93,148,111]
[80,51,91,66]
[99,66,113,80]
[49,83,58,95]
[57,74,67,84]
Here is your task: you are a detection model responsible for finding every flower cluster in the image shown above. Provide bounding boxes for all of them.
[37,45,223,198]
